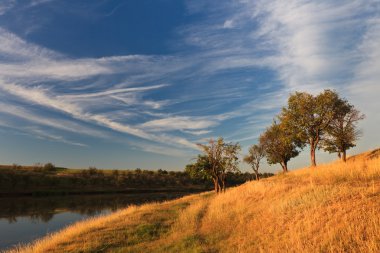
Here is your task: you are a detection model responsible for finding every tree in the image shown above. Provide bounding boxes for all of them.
[243,144,265,180]
[280,90,340,167]
[185,155,212,181]
[322,99,365,162]
[260,122,300,172]
[196,137,241,193]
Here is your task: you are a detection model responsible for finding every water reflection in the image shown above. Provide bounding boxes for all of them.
[0,192,189,250]
[0,192,186,223]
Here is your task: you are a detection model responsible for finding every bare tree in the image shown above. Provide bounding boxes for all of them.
[243,144,265,180]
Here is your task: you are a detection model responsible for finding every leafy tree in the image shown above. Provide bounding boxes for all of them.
[44,162,55,170]
[280,90,340,167]
[322,98,365,162]
[243,144,265,180]
[185,155,212,181]
[260,122,300,172]
[196,137,241,193]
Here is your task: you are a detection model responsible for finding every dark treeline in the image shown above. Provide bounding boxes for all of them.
[0,163,265,196]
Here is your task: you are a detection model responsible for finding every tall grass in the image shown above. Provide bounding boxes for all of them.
[7,149,380,253]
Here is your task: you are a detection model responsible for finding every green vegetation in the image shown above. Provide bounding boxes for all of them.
[243,144,265,180]
[279,89,364,166]
[186,138,241,193]
[240,89,365,175]
[259,121,300,172]
[0,163,263,196]
[9,150,380,253]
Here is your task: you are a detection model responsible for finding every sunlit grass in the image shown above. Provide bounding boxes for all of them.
[8,149,380,253]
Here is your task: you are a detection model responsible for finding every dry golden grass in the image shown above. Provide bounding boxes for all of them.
[7,149,380,253]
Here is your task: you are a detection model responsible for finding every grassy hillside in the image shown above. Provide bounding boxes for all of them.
[8,149,380,253]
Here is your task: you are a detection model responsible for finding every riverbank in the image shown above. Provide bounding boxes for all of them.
[0,192,195,251]
[0,165,262,197]
[0,165,213,197]
[7,149,380,253]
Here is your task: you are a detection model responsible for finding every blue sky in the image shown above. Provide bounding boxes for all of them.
[0,0,379,172]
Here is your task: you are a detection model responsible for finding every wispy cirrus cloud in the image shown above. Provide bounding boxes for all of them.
[0,102,106,137]
[140,116,217,132]
[0,0,15,16]
[0,0,379,166]
[0,27,203,153]
[179,0,380,157]
[0,81,199,150]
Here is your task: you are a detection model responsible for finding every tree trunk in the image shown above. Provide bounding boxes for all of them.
[255,170,259,181]
[213,178,219,193]
[342,150,347,162]
[280,161,288,172]
[310,146,317,167]
[221,178,225,192]
[219,174,226,193]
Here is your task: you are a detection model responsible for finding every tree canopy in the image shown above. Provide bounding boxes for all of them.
[321,98,365,162]
[196,137,241,193]
[243,144,265,180]
[280,89,342,167]
[260,121,300,172]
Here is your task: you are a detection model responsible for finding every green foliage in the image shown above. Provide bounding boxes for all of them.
[195,137,241,192]
[260,122,300,172]
[32,163,44,172]
[158,169,168,175]
[243,144,265,180]
[280,89,347,166]
[12,163,22,170]
[43,163,56,171]
[0,165,219,195]
[132,223,166,241]
[281,90,339,142]
[185,155,212,181]
[321,98,365,161]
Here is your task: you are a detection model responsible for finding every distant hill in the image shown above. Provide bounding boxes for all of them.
[8,148,380,253]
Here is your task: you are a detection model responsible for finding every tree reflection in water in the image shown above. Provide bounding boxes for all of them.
[0,192,187,223]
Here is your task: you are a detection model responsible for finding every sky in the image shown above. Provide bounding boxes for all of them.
[0,0,379,172]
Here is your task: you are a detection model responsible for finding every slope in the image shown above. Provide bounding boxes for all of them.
[7,149,380,253]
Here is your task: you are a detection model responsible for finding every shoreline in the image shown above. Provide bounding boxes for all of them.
[0,187,210,197]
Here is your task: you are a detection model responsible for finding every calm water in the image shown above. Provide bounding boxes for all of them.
[0,192,189,251]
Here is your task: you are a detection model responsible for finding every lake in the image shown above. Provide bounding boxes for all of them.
[0,192,190,251]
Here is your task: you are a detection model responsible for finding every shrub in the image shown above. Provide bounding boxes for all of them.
[12,163,22,170]
[43,163,56,171]
[88,167,99,176]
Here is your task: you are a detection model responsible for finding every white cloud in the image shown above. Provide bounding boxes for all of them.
[0,0,15,15]
[348,17,380,151]
[0,80,199,150]
[0,102,106,137]
[183,130,211,136]
[29,0,56,7]
[223,19,234,29]
[1,1,379,163]
[248,0,374,92]
[29,128,88,147]
[58,84,169,99]
[141,116,217,132]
